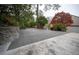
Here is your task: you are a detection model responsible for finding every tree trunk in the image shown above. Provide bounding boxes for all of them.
[36,4,39,20]
[36,4,39,28]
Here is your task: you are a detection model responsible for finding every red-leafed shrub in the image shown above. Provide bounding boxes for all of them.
[50,11,73,31]
[50,11,73,26]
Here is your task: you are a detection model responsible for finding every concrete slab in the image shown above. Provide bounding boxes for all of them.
[8,28,66,50]
[4,33,79,55]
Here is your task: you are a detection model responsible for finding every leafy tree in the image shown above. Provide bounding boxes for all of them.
[35,4,61,20]
[0,4,34,28]
[31,4,61,28]
[50,11,73,26]
[50,11,73,31]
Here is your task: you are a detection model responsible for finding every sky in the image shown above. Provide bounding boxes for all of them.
[41,4,79,19]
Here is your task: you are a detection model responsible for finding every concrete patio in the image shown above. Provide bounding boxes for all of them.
[8,28,67,50]
[5,33,79,55]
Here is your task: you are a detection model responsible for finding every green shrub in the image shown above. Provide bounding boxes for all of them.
[50,23,67,31]
[27,19,36,28]
[36,16,48,29]
[19,18,36,29]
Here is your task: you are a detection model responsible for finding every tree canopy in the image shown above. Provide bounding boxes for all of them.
[0,4,61,29]
[0,4,34,27]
